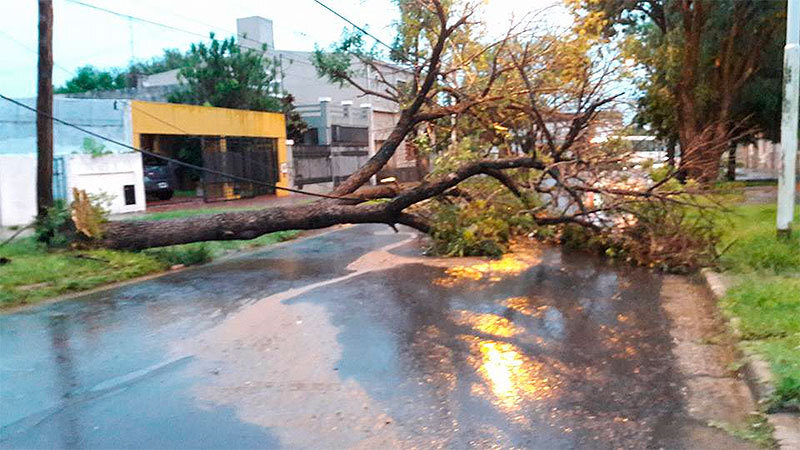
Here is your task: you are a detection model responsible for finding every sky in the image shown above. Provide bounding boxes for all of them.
[0,0,570,98]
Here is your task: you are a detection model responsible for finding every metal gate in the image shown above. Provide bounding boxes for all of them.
[293,145,332,188]
[293,145,369,188]
[202,136,279,202]
[52,156,67,201]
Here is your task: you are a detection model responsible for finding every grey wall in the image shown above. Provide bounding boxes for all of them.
[0,98,132,156]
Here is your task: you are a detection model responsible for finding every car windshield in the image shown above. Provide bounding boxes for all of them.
[145,166,169,178]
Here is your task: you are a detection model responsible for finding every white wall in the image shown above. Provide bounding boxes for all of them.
[0,155,37,226]
[66,153,146,215]
[0,153,145,227]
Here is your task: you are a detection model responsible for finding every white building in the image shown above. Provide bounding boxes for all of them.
[0,98,145,227]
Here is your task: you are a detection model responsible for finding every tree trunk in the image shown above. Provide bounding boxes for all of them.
[100,203,413,250]
[666,136,676,168]
[36,0,54,217]
[97,157,545,250]
[331,113,415,196]
[726,143,736,181]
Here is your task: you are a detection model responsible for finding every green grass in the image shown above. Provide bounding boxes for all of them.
[143,230,299,262]
[709,413,777,448]
[718,204,800,274]
[722,278,800,340]
[0,230,299,308]
[0,238,166,306]
[716,203,800,409]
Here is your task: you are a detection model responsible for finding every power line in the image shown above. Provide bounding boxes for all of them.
[63,0,321,70]
[0,93,361,201]
[311,0,396,55]
[63,0,209,40]
[0,30,74,76]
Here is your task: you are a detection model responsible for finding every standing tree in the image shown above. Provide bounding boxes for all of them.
[168,34,283,112]
[167,33,307,138]
[55,65,127,94]
[57,49,192,94]
[572,0,786,182]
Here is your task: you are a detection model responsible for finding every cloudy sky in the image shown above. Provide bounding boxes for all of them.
[0,0,569,98]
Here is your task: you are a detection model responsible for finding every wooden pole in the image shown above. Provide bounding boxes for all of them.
[36,0,54,217]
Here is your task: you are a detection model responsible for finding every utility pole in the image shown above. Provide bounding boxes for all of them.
[36,0,54,217]
[777,0,799,238]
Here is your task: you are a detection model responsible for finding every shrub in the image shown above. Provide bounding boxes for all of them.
[425,178,537,257]
[144,244,212,267]
[34,200,72,247]
[428,200,510,257]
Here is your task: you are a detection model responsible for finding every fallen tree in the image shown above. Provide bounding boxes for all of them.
[69,0,719,270]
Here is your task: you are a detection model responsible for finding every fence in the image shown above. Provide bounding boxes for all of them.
[293,145,369,188]
[376,166,425,183]
[202,136,279,201]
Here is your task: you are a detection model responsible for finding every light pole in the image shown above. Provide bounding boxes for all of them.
[777,0,799,238]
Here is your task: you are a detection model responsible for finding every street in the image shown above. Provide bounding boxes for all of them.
[1,225,754,448]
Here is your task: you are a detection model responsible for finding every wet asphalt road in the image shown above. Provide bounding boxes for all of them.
[0,225,734,448]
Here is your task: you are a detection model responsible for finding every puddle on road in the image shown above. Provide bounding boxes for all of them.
[173,228,683,448]
[174,231,462,448]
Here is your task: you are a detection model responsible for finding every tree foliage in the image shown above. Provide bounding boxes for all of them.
[571,0,786,182]
[55,65,127,94]
[55,49,191,94]
[168,34,282,112]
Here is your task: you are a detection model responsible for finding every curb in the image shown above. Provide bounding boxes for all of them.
[700,269,800,450]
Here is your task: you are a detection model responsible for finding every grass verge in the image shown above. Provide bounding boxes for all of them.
[716,202,800,410]
[0,230,299,308]
[709,413,778,448]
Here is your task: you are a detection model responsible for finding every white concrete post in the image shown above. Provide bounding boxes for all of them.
[318,97,331,145]
[285,138,294,189]
[361,103,375,185]
[778,0,800,237]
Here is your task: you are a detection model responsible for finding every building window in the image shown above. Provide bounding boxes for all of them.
[123,185,136,205]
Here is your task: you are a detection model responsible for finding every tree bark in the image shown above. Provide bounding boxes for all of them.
[36,0,54,217]
[666,136,676,168]
[726,143,736,181]
[99,157,545,250]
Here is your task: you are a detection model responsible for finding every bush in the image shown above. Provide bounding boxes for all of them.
[426,178,537,257]
[428,200,510,257]
[34,201,72,247]
[144,244,212,267]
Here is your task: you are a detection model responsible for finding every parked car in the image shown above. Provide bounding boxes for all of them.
[143,165,174,200]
